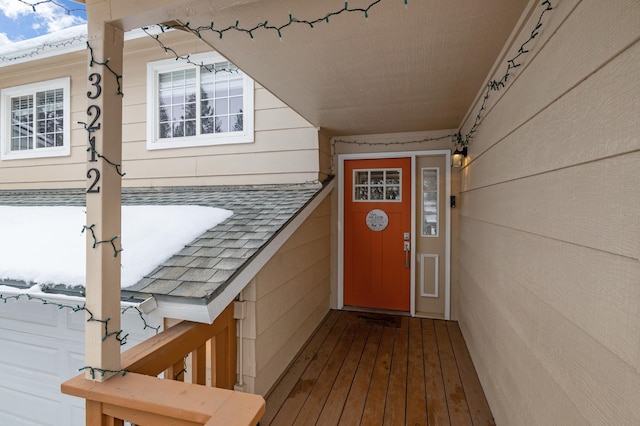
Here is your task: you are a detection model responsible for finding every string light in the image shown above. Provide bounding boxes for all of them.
[0,292,160,340]
[331,134,456,172]
[154,0,390,41]
[0,292,161,378]
[0,35,86,63]
[141,27,239,74]
[86,42,124,96]
[82,224,123,258]
[79,366,128,380]
[15,0,84,14]
[455,0,553,148]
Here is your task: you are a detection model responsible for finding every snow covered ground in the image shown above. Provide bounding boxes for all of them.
[0,205,232,289]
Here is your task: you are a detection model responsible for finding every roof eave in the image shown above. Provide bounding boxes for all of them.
[149,179,335,324]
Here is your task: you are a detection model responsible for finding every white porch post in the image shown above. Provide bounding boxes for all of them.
[84,0,124,382]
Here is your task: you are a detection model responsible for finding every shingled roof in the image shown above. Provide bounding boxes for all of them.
[0,184,325,305]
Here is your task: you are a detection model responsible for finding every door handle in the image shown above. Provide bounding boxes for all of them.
[403,241,410,268]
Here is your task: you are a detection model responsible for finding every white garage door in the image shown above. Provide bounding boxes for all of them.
[0,295,162,425]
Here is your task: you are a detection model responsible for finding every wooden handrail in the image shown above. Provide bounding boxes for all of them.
[61,302,261,425]
[62,372,264,426]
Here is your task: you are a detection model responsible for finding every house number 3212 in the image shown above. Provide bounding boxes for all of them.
[86,72,102,194]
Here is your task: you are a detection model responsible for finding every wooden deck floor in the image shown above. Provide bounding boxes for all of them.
[262,310,494,426]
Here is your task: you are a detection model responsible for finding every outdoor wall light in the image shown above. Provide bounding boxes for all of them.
[451,147,467,168]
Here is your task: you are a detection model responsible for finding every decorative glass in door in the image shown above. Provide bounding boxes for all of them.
[422,168,439,236]
[353,168,402,201]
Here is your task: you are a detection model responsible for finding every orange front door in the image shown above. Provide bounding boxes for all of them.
[344,158,411,311]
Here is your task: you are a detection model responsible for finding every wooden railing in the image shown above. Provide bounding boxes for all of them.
[61,303,264,425]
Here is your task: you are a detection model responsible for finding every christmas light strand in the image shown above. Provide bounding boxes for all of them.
[79,366,128,380]
[78,121,126,177]
[455,0,553,148]
[15,0,84,14]
[82,224,123,258]
[0,35,86,63]
[0,292,161,379]
[0,293,160,341]
[331,134,456,171]
[154,0,403,41]
[86,42,124,97]
[141,26,240,74]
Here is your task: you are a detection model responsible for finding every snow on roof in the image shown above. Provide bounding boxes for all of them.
[0,205,232,289]
[0,25,158,66]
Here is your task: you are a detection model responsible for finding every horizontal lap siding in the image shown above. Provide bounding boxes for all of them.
[457,0,640,425]
[0,31,322,189]
[243,197,331,395]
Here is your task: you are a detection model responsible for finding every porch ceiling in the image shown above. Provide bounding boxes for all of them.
[160,0,529,136]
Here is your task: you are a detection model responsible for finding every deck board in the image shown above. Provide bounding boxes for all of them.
[423,319,450,426]
[316,324,370,426]
[337,325,382,426]
[360,326,395,425]
[264,310,494,426]
[406,318,427,426]
[383,317,408,425]
[435,320,473,426]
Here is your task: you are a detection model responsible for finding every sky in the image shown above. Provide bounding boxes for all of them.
[0,0,86,46]
[0,205,233,288]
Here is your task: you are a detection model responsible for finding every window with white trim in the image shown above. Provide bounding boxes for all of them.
[146,52,254,150]
[1,77,70,160]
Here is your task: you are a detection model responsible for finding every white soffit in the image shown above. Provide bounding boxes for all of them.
[162,0,529,136]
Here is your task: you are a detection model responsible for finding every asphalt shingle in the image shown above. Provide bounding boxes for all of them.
[0,184,323,302]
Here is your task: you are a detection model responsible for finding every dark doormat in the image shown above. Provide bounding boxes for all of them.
[355,312,403,328]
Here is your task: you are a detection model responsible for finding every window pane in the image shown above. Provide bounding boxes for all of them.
[231,114,243,132]
[355,171,369,185]
[159,122,171,138]
[215,116,229,133]
[185,102,196,120]
[215,81,228,98]
[422,168,439,236]
[229,77,243,96]
[215,98,228,115]
[159,106,171,122]
[185,120,196,137]
[11,95,33,151]
[172,88,184,104]
[172,122,184,137]
[371,187,384,200]
[385,170,400,185]
[201,82,214,101]
[386,186,400,200]
[159,73,171,90]
[159,89,171,106]
[370,171,384,184]
[201,117,214,134]
[355,187,368,200]
[229,96,242,114]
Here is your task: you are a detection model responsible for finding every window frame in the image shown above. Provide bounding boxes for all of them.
[0,77,71,160]
[146,52,254,150]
